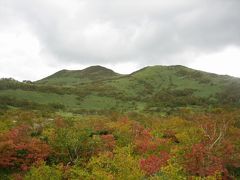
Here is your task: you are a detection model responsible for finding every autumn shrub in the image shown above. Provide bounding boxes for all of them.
[100,134,116,151]
[108,118,134,146]
[185,143,226,177]
[0,125,50,171]
[24,162,63,180]
[159,157,187,180]
[133,125,169,154]
[140,151,170,176]
[86,146,144,179]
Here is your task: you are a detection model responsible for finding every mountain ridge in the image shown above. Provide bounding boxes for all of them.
[37,65,122,85]
[1,64,240,113]
[36,65,239,85]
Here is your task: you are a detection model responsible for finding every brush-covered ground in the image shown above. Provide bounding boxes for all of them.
[0,108,240,179]
[0,65,240,179]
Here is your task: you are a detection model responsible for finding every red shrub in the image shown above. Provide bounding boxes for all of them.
[134,127,168,154]
[140,151,170,176]
[100,134,116,151]
[185,143,226,177]
[0,125,51,171]
[135,139,158,154]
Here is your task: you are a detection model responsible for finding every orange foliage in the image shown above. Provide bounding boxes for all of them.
[185,143,226,177]
[0,125,51,171]
[100,134,116,151]
[140,151,170,175]
[133,124,168,154]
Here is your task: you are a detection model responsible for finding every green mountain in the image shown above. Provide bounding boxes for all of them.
[37,65,122,86]
[0,65,240,114]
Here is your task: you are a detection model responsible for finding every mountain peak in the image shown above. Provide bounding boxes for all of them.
[81,65,117,74]
[37,65,121,85]
[83,65,109,70]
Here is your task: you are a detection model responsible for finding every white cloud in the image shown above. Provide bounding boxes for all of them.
[0,0,240,80]
[189,46,240,78]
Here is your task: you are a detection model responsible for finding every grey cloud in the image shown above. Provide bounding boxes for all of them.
[2,0,240,66]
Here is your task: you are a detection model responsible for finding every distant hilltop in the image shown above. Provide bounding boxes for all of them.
[0,65,240,113]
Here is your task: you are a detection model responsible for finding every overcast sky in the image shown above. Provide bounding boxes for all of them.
[0,0,240,81]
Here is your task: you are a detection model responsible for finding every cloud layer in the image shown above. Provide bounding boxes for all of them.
[1,0,240,80]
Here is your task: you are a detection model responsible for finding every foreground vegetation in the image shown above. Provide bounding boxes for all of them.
[0,108,240,179]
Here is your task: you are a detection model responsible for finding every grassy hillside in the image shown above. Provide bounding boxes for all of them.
[0,65,240,114]
[37,65,122,86]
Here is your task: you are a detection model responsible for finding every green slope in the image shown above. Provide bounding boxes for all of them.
[107,65,234,98]
[37,65,122,86]
[1,65,240,113]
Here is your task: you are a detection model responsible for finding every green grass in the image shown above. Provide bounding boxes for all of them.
[79,95,117,110]
[0,90,80,108]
